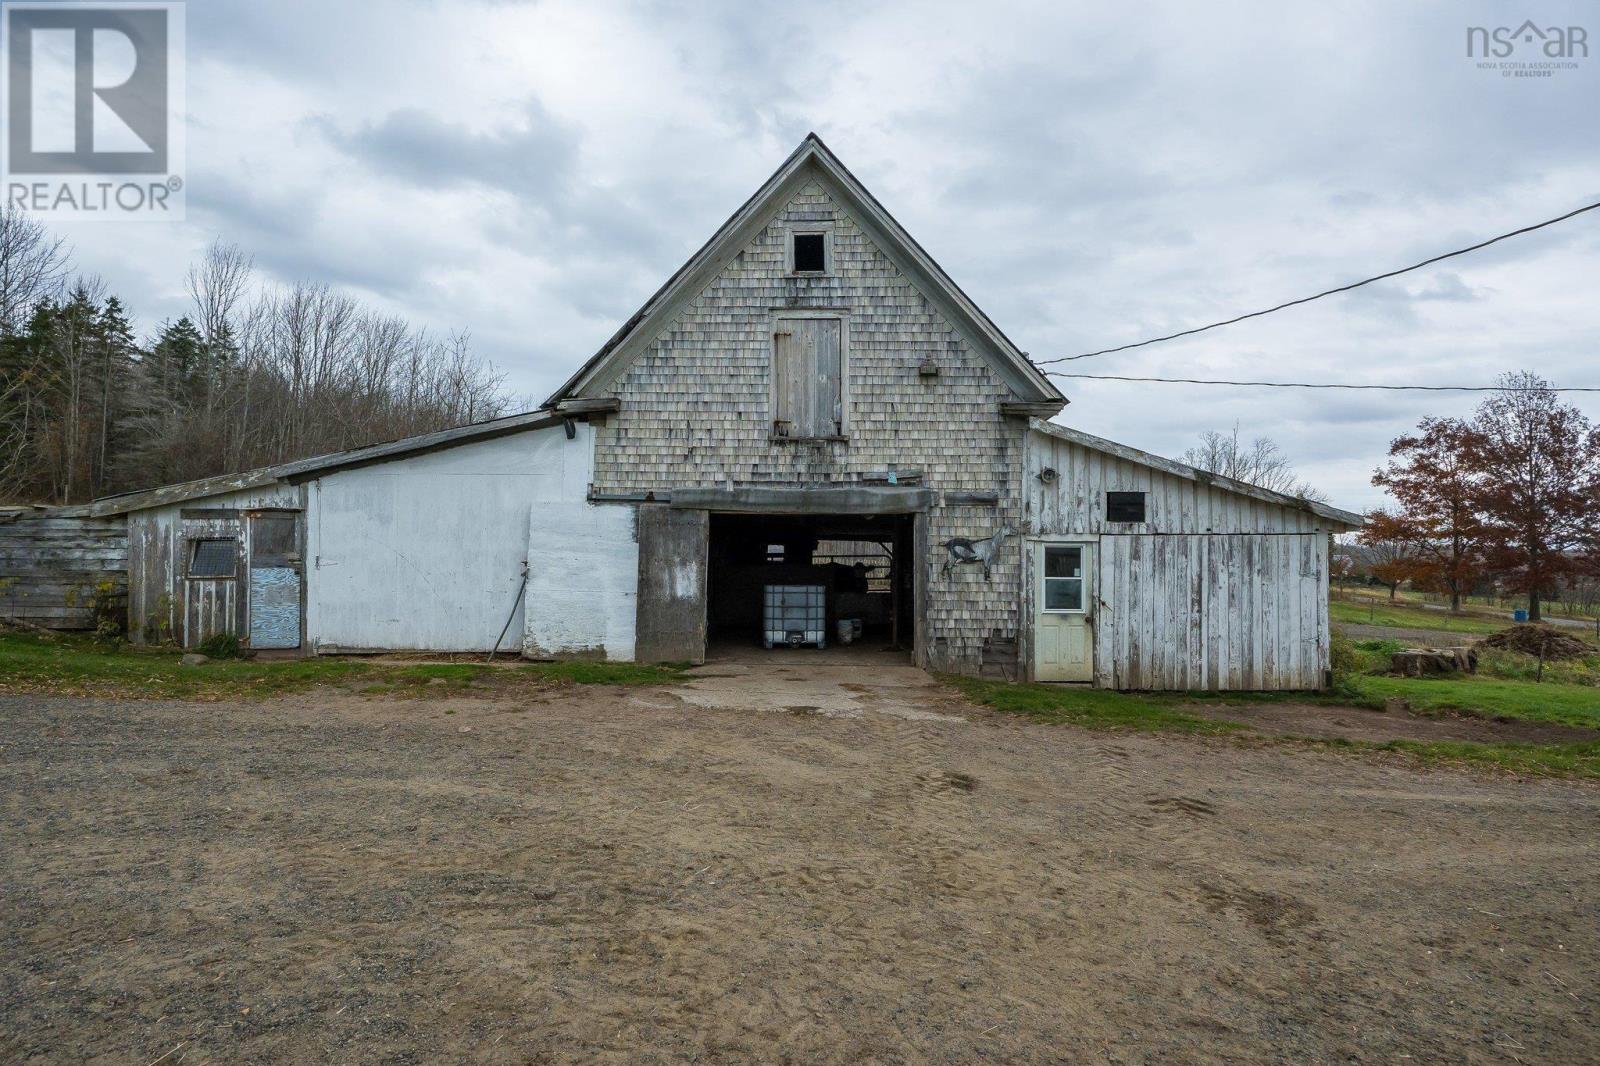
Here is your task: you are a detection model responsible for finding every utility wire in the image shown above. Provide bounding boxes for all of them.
[1037,198,1600,364]
[1049,372,1600,393]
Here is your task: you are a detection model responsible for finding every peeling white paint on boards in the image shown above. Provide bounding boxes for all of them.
[523,500,639,661]
[305,423,613,652]
[1022,424,1347,689]
[128,483,300,647]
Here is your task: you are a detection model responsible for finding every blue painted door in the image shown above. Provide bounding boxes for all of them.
[248,512,302,649]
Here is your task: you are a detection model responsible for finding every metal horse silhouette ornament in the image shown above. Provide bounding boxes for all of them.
[941,525,1014,582]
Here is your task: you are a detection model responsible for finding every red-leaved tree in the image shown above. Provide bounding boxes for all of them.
[1466,371,1600,621]
[1368,417,1486,611]
[1355,532,1425,600]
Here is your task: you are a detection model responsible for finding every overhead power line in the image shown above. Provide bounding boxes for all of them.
[1038,198,1600,364]
[1049,372,1600,393]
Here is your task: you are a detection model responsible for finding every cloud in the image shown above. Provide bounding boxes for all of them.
[316,98,579,197]
[46,0,1600,514]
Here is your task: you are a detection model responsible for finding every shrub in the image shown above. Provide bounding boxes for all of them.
[1328,631,1359,678]
[196,632,243,659]
[89,580,126,647]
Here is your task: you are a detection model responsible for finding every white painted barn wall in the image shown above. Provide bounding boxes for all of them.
[523,500,638,661]
[1023,426,1337,690]
[305,423,634,654]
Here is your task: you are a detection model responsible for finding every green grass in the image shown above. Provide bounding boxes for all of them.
[1329,597,1507,635]
[0,630,368,699]
[947,676,1245,734]
[1336,584,1600,625]
[948,663,1600,781]
[1476,648,1600,688]
[0,630,686,700]
[1340,674,1600,729]
[519,660,688,685]
[1375,739,1600,779]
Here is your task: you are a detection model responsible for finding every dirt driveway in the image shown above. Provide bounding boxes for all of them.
[1,665,1596,1064]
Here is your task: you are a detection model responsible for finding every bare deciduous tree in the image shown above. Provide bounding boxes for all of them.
[186,238,253,353]
[3,223,512,503]
[0,206,71,334]
[1181,423,1326,500]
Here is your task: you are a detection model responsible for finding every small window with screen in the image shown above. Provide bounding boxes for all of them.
[791,232,826,273]
[1043,545,1084,612]
[188,538,237,579]
[1106,491,1146,523]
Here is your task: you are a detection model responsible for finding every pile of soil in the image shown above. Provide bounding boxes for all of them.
[1477,623,1592,660]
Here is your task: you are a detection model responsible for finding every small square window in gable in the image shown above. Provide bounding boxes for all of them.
[791,232,826,273]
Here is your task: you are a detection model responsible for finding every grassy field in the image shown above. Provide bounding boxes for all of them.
[953,630,1600,780]
[1329,597,1507,635]
[1334,584,1600,625]
[0,630,685,700]
[1344,674,1600,728]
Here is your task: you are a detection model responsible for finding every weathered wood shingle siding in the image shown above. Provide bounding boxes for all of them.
[1024,427,1334,689]
[0,512,128,629]
[591,179,1026,670]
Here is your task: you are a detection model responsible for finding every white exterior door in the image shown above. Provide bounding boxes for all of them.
[1035,542,1093,682]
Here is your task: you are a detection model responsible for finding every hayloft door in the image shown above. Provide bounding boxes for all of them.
[1036,542,1093,682]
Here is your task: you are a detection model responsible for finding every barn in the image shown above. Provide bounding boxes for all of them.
[18,134,1361,688]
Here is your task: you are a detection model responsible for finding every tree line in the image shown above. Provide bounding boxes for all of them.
[0,208,509,504]
[1359,370,1600,621]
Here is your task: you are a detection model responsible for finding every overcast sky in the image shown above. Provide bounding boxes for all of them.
[55,0,1600,510]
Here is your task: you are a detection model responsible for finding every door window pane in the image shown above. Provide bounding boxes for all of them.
[1043,545,1084,612]
[1044,546,1081,578]
[1044,578,1082,611]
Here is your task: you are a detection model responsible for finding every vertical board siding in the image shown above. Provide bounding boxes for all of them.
[1023,430,1336,536]
[1088,533,1328,691]
[128,484,300,646]
[180,513,244,649]
[1025,427,1335,690]
[591,176,1026,671]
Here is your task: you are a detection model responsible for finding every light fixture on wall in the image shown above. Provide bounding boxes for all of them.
[1038,467,1058,484]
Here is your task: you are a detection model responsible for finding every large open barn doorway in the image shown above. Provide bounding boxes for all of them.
[707,512,916,659]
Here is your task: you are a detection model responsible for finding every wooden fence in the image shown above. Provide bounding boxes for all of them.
[0,508,129,631]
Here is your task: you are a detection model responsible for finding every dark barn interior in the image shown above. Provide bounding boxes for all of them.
[706,512,915,655]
